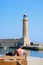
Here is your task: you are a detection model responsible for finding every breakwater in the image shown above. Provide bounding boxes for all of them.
[23,46,43,50]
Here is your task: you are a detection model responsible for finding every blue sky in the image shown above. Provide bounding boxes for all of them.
[0,0,43,42]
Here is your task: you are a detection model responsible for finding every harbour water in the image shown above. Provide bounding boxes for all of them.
[0,47,43,58]
[30,50,43,58]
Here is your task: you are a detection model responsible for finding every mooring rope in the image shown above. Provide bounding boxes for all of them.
[17,60,23,65]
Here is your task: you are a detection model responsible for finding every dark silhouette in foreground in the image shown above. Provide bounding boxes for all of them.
[6,52,13,56]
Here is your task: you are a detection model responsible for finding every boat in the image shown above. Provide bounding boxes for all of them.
[0,56,27,65]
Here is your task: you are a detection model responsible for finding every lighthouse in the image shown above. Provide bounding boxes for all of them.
[23,14,30,46]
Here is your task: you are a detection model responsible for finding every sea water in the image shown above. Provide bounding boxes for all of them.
[30,50,43,58]
[0,47,43,58]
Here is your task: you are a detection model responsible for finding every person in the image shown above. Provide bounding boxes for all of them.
[14,45,28,56]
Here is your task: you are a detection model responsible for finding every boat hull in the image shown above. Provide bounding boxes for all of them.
[0,56,27,65]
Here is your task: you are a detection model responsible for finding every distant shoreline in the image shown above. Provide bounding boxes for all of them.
[0,46,43,50]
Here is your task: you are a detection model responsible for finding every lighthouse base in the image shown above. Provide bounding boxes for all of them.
[23,37,30,46]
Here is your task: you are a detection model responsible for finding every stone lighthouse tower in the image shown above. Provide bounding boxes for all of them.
[23,14,30,46]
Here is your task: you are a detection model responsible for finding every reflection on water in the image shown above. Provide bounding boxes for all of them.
[0,47,43,58]
[4,47,6,50]
[0,47,16,56]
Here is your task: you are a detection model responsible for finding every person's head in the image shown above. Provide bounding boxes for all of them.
[18,44,22,48]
